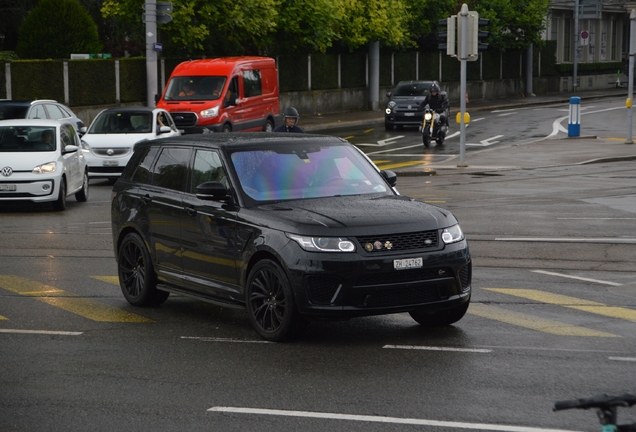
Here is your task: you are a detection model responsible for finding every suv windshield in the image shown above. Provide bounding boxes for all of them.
[0,126,56,152]
[229,144,390,203]
[164,76,227,101]
[0,105,29,120]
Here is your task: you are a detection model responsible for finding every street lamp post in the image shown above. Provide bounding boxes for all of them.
[627,9,636,145]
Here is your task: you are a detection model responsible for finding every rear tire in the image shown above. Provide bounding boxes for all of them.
[246,259,308,342]
[75,170,89,202]
[264,118,275,132]
[436,129,445,146]
[409,297,470,327]
[117,233,169,306]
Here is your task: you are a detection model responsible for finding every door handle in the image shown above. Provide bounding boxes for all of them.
[141,194,152,204]
[186,206,197,216]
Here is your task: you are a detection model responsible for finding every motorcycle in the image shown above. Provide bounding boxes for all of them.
[420,104,447,148]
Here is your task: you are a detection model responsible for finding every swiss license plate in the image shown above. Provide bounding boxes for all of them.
[394,257,423,270]
[404,112,414,117]
[0,184,17,191]
[103,160,119,167]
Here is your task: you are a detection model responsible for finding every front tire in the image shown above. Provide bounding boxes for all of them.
[53,178,67,211]
[222,123,232,133]
[384,122,393,131]
[117,233,169,306]
[422,126,431,148]
[75,170,89,202]
[409,297,470,327]
[246,260,308,342]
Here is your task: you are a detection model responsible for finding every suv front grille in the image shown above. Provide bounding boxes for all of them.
[355,230,438,253]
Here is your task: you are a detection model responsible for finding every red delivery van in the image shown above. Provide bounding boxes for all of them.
[157,57,281,133]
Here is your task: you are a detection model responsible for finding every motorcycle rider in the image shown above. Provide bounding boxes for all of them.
[419,83,450,129]
[274,106,305,133]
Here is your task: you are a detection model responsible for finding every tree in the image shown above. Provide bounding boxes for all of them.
[17,0,103,59]
[458,0,550,51]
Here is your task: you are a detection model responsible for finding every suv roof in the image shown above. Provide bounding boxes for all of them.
[0,99,58,106]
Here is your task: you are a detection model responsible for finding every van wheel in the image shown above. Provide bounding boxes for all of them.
[222,123,232,133]
[264,119,275,132]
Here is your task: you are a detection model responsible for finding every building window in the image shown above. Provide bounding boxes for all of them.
[564,18,572,62]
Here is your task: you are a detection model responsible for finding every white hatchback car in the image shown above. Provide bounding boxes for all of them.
[81,107,181,180]
[0,119,89,211]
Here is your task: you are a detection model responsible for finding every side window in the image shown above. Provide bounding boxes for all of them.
[191,150,227,193]
[228,76,239,101]
[28,105,47,120]
[242,70,262,98]
[60,125,74,149]
[151,147,191,192]
[131,146,159,184]
[46,104,67,120]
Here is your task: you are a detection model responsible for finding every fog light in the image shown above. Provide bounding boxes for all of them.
[43,184,51,191]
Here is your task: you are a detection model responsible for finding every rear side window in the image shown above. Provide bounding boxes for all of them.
[46,104,67,120]
[130,146,159,184]
[151,147,191,192]
[29,105,47,120]
[243,70,262,98]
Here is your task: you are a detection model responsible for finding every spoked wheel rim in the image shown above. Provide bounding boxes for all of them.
[119,240,146,298]
[248,267,288,334]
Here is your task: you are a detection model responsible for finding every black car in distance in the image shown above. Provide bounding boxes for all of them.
[111,133,471,341]
[384,80,438,130]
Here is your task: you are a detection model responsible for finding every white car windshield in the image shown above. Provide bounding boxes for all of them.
[229,143,391,203]
[0,126,56,152]
[89,112,152,134]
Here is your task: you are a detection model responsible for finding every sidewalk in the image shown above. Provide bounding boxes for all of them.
[299,87,636,175]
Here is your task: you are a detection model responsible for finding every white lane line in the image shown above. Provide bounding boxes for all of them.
[495,237,636,244]
[181,336,272,344]
[531,270,623,287]
[0,329,83,335]
[384,345,492,353]
[367,143,427,155]
[207,407,580,432]
[497,112,517,117]
[609,357,636,362]
[558,217,636,220]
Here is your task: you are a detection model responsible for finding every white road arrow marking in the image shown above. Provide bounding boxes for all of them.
[359,136,404,147]
[466,134,504,147]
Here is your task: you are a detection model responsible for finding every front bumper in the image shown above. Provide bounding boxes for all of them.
[281,240,471,319]
[84,152,132,178]
[0,176,59,203]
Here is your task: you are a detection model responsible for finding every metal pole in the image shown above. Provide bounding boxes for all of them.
[458,4,468,167]
[573,0,579,92]
[627,9,636,144]
[526,44,534,96]
[145,0,158,107]
[369,40,380,111]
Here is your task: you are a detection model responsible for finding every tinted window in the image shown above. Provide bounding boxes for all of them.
[0,126,55,152]
[0,105,29,120]
[243,70,262,97]
[130,146,160,184]
[151,147,191,192]
[60,125,75,149]
[191,150,227,192]
[89,111,152,134]
[394,82,431,97]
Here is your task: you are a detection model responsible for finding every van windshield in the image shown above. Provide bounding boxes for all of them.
[163,76,227,101]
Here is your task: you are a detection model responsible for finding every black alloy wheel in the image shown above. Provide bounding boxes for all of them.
[246,260,308,342]
[117,233,169,306]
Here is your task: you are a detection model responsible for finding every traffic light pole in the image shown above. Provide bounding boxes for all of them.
[458,4,469,167]
[627,8,635,145]
[145,0,158,107]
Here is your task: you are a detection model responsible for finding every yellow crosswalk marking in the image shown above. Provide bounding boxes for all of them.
[0,275,153,323]
[468,303,619,337]
[485,288,636,322]
[376,161,424,171]
[0,315,7,321]
[92,276,120,285]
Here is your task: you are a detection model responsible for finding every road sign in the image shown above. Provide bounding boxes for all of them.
[580,30,589,46]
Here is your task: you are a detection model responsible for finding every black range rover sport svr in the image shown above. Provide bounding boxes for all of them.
[111,133,471,341]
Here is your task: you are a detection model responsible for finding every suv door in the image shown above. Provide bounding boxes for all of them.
[180,148,240,299]
[142,146,192,278]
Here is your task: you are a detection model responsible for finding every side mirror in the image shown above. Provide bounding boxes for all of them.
[158,125,172,134]
[79,126,87,136]
[63,145,79,154]
[154,94,160,104]
[386,91,392,98]
[196,181,232,202]
[380,169,397,187]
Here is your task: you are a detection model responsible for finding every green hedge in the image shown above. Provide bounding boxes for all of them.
[69,59,115,106]
[555,61,623,75]
[119,57,146,103]
[379,52,392,87]
[11,60,64,101]
[419,52,439,81]
[341,53,366,88]
[0,63,5,99]
[394,52,417,83]
[311,54,339,90]
[278,55,308,92]
[502,51,522,79]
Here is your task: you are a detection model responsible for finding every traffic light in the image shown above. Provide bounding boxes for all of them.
[156,2,173,24]
[438,17,457,58]
[463,12,488,61]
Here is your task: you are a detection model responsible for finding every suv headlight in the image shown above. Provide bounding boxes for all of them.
[200,106,219,118]
[441,224,464,244]
[33,162,57,174]
[287,234,356,252]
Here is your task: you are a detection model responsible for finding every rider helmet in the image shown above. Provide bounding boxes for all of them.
[283,106,299,121]
[430,83,440,94]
